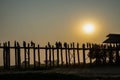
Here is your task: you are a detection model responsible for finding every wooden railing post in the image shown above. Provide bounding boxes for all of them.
[17,42,21,69]
[88,43,92,65]
[3,43,6,69]
[82,44,86,65]
[115,44,120,64]
[23,41,27,69]
[45,46,48,68]
[68,44,70,65]
[77,43,80,65]
[7,41,10,69]
[38,45,40,67]
[60,45,63,66]
[48,42,51,67]
[14,41,17,68]
[52,45,55,67]
[72,42,76,65]
[56,42,59,67]
[108,44,113,64]
[28,43,30,68]
[33,44,36,69]
[15,41,21,69]
[64,43,68,66]
[103,45,107,64]
[5,42,7,69]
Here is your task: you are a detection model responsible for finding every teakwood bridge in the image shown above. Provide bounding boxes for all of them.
[0,41,120,70]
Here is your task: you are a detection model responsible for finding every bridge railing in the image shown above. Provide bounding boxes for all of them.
[0,41,120,70]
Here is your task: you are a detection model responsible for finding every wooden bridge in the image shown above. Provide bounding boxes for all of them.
[0,41,120,70]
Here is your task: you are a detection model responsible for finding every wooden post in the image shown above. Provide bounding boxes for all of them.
[48,45,51,67]
[45,46,48,68]
[17,42,21,69]
[23,41,27,69]
[116,44,120,64]
[64,43,68,66]
[7,41,10,69]
[33,44,36,69]
[82,44,86,65]
[4,42,7,69]
[55,42,59,67]
[38,45,40,67]
[68,45,70,65]
[60,45,63,66]
[73,43,76,65]
[94,44,99,65]
[56,47,59,67]
[52,46,55,67]
[77,43,80,65]
[14,41,17,68]
[15,41,21,69]
[3,43,6,69]
[109,44,113,64]
[89,43,92,64]
[103,45,107,64]
[28,43,30,68]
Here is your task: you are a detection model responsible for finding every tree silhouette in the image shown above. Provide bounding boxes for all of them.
[87,44,116,64]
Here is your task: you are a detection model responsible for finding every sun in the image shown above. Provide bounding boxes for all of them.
[82,23,95,34]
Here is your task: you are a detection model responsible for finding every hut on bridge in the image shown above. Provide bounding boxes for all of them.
[103,33,120,64]
[103,34,120,45]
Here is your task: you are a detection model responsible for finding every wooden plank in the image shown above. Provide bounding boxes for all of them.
[0,46,85,50]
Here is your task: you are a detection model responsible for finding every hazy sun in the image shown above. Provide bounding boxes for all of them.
[82,24,95,34]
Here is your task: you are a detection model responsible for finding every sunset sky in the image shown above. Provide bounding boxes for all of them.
[1,0,120,45]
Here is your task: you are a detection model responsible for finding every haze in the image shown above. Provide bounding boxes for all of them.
[1,0,120,44]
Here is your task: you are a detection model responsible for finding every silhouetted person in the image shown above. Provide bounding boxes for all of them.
[23,41,26,47]
[31,41,35,47]
[58,42,62,48]
[48,42,51,48]
[55,42,59,48]
[64,42,67,48]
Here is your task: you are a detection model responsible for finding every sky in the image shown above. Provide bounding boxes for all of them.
[0,0,120,45]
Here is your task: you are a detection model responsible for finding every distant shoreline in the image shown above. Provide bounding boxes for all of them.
[0,71,120,80]
[0,66,120,80]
